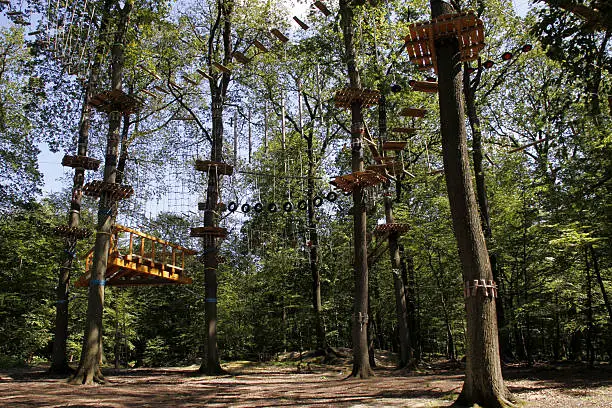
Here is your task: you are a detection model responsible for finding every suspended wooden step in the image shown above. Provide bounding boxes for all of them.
[89,89,142,114]
[194,160,234,176]
[196,68,212,80]
[154,85,170,94]
[405,11,485,72]
[82,181,134,200]
[409,80,438,93]
[233,51,250,64]
[334,88,381,109]
[140,89,159,98]
[61,155,101,171]
[314,0,331,16]
[138,64,161,80]
[382,141,407,151]
[270,28,289,43]
[183,74,198,85]
[374,223,410,236]
[213,62,231,74]
[54,225,92,239]
[399,107,427,118]
[390,127,417,135]
[293,16,309,30]
[190,226,228,239]
[168,80,183,90]
[75,225,196,287]
[330,170,388,193]
[253,39,268,52]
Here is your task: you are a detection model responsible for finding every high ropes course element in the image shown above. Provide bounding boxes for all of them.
[75,225,196,287]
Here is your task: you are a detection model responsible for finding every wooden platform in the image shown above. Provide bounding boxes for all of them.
[54,225,92,239]
[399,107,427,118]
[194,160,234,176]
[382,141,407,151]
[61,155,101,171]
[190,226,228,238]
[330,170,388,193]
[374,223,410,236]
[334,88,381,109]
[82,181,134,200]
[409,80,438,93]
[75,225,196,287]
[367,161,404,177]
[89,89,142,114]
[405,11,485,72]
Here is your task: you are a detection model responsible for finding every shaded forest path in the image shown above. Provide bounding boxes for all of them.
[0,360,610,407]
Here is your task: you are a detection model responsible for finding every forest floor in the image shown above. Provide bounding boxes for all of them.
[0,351,611,407]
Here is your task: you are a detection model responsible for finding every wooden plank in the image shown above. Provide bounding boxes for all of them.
[270,28,289,43]
[314,0,331,16]
[293,16,309,30]
[196,68,212,79]
[253,39,268,52]
[212,62,231,73]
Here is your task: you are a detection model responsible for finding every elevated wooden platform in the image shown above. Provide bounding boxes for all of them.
[82,181,134,200]
[334,88,381,109]
[190,226,228,238]
[89,89,141,114]
[54,225,92,239]
[330,170,388,193]
[399,108,427,118]
[374,223,410,236]
[410,80,438,93]
[62,155,101,171]
[367,161,404,177]
[405,11,485,72]
[75,225,196,287]
[194,160,234,176]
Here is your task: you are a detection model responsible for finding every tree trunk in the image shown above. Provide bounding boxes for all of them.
[584,247,595,367]
[339,0,373,379]
[430,1,513,405]
[401,245,420,361]
[199,0,233,376]
[70,3,131,383]
[50,1,111,375]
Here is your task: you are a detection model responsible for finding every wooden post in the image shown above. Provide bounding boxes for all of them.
[128,232,133,256]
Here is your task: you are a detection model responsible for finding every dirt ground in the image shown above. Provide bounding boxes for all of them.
[0,356,611,407]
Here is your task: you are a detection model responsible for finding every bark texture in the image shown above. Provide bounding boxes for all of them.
[429,1,513,405]
[339,0,373,379]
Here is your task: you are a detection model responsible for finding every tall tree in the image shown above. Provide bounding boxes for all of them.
[430,0,513,405]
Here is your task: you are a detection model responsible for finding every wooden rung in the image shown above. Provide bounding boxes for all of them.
[391,127,417,135]
[89,89,142,114]
[233,51,250,64]
[138,64,161,80]
[382,141,408,151]
[82,181,134,200]
[410,80,438,93]
[190,226,228,238]
[270,28,289,43]
[314,0,331,16]
[293,16,309,30]
[374,223,410,235]
[154,85,170,94]
[61,155,101,170]
[253,39,268,52]
[330,170,388,193]
[140,89,159,98]
[334,87,381,109]
[194,160,234,176]
[399,107,427,118]
[196,68,212,79]
[183,75,198,85]
[213,62,231,73]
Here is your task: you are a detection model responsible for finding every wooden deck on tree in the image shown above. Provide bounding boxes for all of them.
[374,223,411,235]
[75,225,196,287]
[82,181,134,200]
[405,11,485,72]
[61,155,101,171]
[194,160,234,176]
[190,226,228,238]
[54,225,92,239]
[367,161,404,177]
[330,170,388,193]
[399,107,427,118]
[382,141,408,151]
[334,88,381,109]
[410,80,438,93]
[89,89,142,114]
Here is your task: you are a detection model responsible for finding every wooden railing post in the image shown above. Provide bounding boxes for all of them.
[140,236,145,258]
[129,232,134,256]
